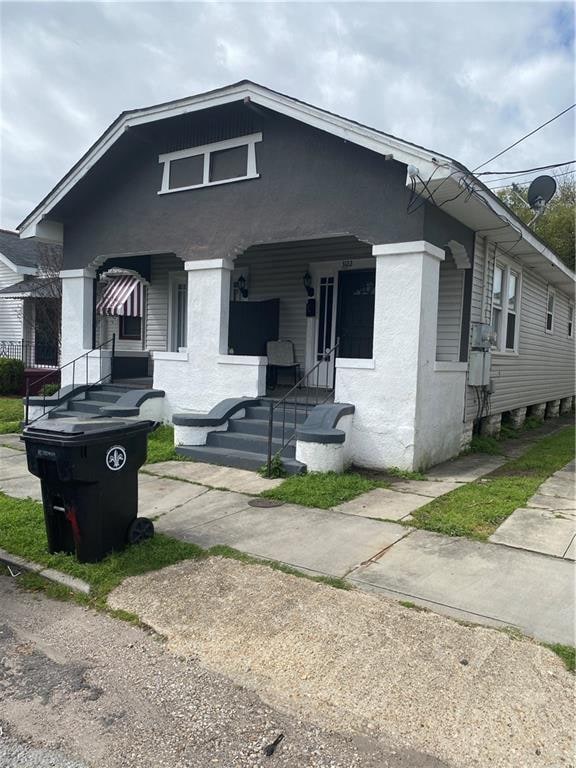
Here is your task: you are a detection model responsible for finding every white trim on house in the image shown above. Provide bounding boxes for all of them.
[0,252,36,275]
[184,258,234,272]
[372,241,446,261]
[490,254,522,355]
[18,83,451,239]
[158,132,262,194]
[546,286,556,335]
[60,268,97,279]
[15,81,576,301]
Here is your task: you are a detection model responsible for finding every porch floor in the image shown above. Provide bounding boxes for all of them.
[112,377,154,389]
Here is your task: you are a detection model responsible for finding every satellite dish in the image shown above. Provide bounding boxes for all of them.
[527,175,557,211]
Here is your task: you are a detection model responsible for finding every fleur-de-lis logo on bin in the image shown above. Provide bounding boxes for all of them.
[106,445,127,471]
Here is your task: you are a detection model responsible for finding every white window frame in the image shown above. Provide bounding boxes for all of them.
[167,272,188,352]
[545,287,555,335]
[490,256,522,354]
[158,132,262,195]
[568,304,574,338]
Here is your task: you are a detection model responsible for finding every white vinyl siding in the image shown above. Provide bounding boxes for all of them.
[466,235,575,418]
[0,261,24,341]
[145,255,185,351]
[436,251,464,361]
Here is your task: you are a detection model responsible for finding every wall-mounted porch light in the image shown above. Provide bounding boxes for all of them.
[303,271,314,297]
[235,274,249,299]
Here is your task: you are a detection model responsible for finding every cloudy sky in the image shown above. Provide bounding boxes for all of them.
[1,1,574,229]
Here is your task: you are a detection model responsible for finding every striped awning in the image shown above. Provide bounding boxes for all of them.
[96,275,143,317]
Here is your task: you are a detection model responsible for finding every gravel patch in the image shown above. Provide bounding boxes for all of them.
[109,556,575,768]
[0,727,89,768]
[0,576,446,768]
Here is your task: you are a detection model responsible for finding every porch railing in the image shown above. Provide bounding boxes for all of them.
[266,339,339,475]
[0,339,59,369]
[24,335,116,425]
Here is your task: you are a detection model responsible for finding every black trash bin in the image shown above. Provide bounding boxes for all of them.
[22,418,156,563]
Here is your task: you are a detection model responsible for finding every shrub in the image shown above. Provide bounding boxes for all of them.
[40,383,60,397]
[0,358,25,395]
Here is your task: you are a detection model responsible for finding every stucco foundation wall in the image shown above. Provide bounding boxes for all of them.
[153,356,265,419]
[335,365,416,470]
[414,365,467,469]
[296,441,345,473]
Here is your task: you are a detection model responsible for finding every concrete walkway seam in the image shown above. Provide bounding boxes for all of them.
[0,547,91,595]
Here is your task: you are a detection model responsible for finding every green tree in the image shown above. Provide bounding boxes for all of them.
[497,172,575,271]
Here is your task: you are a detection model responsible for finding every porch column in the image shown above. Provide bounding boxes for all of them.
[59,268,95,362]
[335,241,446,470]
[171,258,266,413]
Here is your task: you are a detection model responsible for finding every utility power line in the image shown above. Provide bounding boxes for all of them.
[472,103,576,172]
[477,160,575,177]
[487,168,575,191]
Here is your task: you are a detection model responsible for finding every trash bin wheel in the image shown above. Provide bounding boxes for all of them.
[127,517,154,545]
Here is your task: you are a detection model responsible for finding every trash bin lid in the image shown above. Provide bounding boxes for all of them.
[22,418,156,445]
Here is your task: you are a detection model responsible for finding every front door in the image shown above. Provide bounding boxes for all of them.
[336,269,376,359]
[312,271,338,387]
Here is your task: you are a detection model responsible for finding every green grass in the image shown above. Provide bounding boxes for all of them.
[0,491,352,611]
[145,425,187,464]
[0,396,23,434]
[0,491,204,608]
[469,434,504,455]
[261,471,387,509]
[543,643,576,673]
[385,466,428,481]
[409,427,575,540]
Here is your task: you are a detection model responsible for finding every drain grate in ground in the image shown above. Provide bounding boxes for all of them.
[248,498,284,508]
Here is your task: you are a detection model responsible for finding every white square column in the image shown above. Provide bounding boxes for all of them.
[153,258,267,415]
[58,268,111,387]
[335,240,445,470]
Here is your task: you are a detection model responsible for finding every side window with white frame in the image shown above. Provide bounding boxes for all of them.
[490,259,521,353]
[569,305,574,338]
[546,287,555,334]
[158,133,262,195]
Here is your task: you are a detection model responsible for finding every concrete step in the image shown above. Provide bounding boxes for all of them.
[68,400,112,414]
[228,418,302,439]
[84,390,121,403]
[207,430,296,458]
[175,445,305,475]
[245,405,310,424]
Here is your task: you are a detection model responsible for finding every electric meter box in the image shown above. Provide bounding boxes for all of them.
[469,350,491,386]
[471,323,497,350]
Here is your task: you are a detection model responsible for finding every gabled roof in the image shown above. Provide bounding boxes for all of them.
[16,80,575,295]
[0,228,41,273]
[0,276,59,299]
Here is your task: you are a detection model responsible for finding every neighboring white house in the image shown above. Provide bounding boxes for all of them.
[0,229,61,369]
[15,82,576,472]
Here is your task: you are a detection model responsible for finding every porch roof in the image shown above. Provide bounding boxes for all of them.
[0,277,58,299]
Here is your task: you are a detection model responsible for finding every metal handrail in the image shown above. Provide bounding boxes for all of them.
[266,339,339,475]
[24,335,116,425]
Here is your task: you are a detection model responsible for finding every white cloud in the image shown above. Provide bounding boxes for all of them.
[0,1,573,227]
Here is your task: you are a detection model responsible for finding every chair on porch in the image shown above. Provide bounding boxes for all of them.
[266,339,300,390]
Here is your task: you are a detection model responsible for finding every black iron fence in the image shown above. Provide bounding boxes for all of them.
[24,335,116,425]
[0,339,59,369]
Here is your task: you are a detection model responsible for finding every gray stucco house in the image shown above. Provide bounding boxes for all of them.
[18,81,575,472]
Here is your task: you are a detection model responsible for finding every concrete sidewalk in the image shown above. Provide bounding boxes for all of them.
[1,440,574,644]
[489,460,575,559]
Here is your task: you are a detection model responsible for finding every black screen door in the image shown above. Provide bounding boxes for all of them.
[336,269,376,359]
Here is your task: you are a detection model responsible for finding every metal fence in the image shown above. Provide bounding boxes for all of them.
[0,339,59,368]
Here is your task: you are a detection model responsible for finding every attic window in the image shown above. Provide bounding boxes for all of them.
[158,133,262,194]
